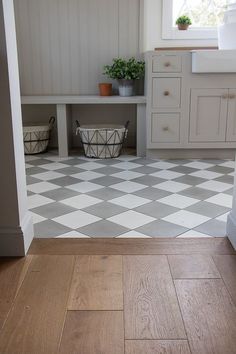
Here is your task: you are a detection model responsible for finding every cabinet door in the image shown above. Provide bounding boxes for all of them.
[189,89,228,142]
[226,89,236,141]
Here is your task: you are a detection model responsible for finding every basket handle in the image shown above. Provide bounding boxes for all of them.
[49,116,55,129]
[75,120,80,135]
[125,120,130,129]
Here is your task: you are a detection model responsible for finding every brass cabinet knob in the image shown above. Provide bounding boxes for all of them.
[164,62,171,67]
[229,94,236,99]
[163,126,169,131]
[222,94,228,99]
[164,91,170,96]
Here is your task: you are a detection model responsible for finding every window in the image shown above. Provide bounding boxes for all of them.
[162,0,231,40]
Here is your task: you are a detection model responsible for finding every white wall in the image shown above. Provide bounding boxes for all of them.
[143,0,218,51]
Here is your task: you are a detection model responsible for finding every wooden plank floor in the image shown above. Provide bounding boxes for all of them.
[0,238,235,354]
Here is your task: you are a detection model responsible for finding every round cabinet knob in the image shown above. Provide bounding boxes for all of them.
[164,62,171,67]
[229,94,236,99]
[164,91,170,96]
[163,126,169,131]
[222,94,228,99]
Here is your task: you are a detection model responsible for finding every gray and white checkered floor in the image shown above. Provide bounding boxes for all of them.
[25,151,234,239]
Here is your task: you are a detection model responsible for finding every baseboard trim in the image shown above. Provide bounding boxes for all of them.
[0,212,34,256]
[227,212,236,250]
[147,149,236,160]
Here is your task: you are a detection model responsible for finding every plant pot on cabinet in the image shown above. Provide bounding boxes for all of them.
[99,83,112,96]
[177,24,189,30]
[117,79,135,97]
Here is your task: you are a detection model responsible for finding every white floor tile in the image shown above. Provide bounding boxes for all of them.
[25,155,40,162]
[112,161,142,170]
[30,211,47,224]
[27,182,60,194]
[206,193,233,208]
[28,195,54,209]
[159,194,199,209]
[25,163,33,169]
[110,181,147,193]
[71,171,105,181]
[66,182,104,193]
[110,194,150,209]
[117,155,139,161]
[163,210,210,229]
[108,211,155,229]
[116,231,151,238]
[33,171,65,181]
[151,170,184,180]
[53,210,101,228]
[40,162,69,170]
[197,180,232,192]
[184,161,214,169]
[219,161,235,168]
[147,161,177,170]
[44,156,75,162]
[60,194,102,209]
[177,230,213,238]
[216,212,230,222]
[154,181,190,193]
[190,170,223,180]
[111,170,144,180]
[56,231,90,238]
[75,162,106,170]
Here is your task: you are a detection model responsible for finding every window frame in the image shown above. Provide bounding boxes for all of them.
[162,0,219,40]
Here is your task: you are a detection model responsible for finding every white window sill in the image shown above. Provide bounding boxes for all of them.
[162,27,218,40]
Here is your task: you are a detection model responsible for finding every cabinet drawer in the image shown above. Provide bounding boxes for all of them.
[151,113,180,143]
[152,55,182,73]
[152,78,181,109]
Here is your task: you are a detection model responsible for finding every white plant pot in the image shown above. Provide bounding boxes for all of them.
[117,79,135,97]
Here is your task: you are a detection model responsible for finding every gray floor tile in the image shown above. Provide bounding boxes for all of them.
[132,175,165,186]
[224,187,234,196]
[133,187,171,201]
[27,191,35,196]
[41,188,79,201]
[87,187,125,201]
[136,220,187,237]
[32,202,77,219]
[34,220,71,238]
[207,166,234,174]
[95,158,121,165]
[83,202,128,218]
[199,159,225,164]
[49,176,83,187]
[135,202,179,219]
[134,158,159,165]
[186,201,230,218]
[78,220,128,237]
[214,175,234,184]
[194,219,227,237]
[26,176,41,185]
[174,175,206,186]
[55,166,84,175]
[26,167,47,175]
[179,187,217,200]
[27,158,50,166]
[61,158,85,165]
[167,159,193,165]
[94,166,122,175]
[91,176,124,187]
[168,166,197,174]
[132,166,160,174]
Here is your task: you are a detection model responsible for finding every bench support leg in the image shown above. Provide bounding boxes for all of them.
[56,104,71,157]
[136,103,146,157]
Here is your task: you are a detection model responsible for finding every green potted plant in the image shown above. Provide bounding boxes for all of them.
[176,15,192,30]
[103,57,145,97]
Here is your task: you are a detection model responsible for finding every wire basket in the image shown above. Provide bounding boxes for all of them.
[23,117,55,155]
[76,121,129,159]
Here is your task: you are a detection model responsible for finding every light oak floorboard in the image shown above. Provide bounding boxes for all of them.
[123,255,186,339]
[28,238,235,255]
[213,255,236,304]
[175,279,236,354]
[68,255,123,310]
[125,340,191,354]
[168,255,220,279]
[0,255,75,354]
[59,311,124,354]
[0,256,32,331]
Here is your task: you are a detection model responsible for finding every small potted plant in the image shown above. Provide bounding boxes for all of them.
[176,15,192,30]
[103,57,145,97]
[98,83,112,96]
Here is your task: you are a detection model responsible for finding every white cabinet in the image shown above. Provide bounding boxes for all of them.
[226,89,236,141]
[189,89,228,142]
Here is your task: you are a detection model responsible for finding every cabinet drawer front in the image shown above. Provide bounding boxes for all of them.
[152,55,182,73]
[152,78,181,109]
[151,113,180,143]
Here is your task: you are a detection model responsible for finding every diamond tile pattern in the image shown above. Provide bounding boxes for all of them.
[26,152,234,238]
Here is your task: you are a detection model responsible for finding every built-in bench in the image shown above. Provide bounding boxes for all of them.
[21,95,147,157]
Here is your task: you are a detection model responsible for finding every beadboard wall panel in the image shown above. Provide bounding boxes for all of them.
[14,0,141,95]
